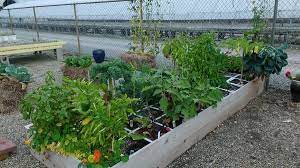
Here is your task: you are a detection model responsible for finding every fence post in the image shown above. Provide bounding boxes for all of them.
[271,0,279,46]
[8,9,14,34]
[33,7,40,41]
[73,3,81,55]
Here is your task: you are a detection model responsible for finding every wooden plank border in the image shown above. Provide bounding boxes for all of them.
[30,78,266,168]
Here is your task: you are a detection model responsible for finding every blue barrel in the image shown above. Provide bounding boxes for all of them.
[93,49,105,63]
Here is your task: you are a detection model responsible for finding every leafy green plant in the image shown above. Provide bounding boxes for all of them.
[90,59,133,84]
[142,70,222,122]
[116,66,159,109]
[0,63,8,73]
[224,55,243,73]
[0,64,31,83]
[222,37,264,82]
[162,33,227,87]
[244,45,288,78]
[64,56,93,68]
[21,72,135,167]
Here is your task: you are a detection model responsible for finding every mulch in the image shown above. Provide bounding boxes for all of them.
[0,76,27,114]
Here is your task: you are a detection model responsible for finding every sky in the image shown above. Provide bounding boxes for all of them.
[1,0,299,20]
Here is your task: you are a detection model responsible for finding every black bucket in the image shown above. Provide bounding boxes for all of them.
[93,49,105,63]
[291,80,300,102]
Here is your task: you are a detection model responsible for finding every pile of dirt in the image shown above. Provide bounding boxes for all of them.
[0,77,27,114]
[61,65,89,80]
[121,52,156,68]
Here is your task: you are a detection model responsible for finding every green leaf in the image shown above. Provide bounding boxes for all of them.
[129,134,146,141]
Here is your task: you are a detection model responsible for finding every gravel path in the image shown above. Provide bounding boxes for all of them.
[0,55,56,168]
[0,50,299,168]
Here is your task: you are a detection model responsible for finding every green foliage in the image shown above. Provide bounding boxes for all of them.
[90,59,133,84]
[0,63,8,73]
[64,56,93,68]
[224,55,242,73]
[244,45,288,78]
[21,72,135,167]
[163,33,227,87]
[116,66,159,109]
[0,63,31,83]
[222,37,265,81]
[142,70,223,121]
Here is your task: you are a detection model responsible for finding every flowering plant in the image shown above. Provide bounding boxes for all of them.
[285,69,300,81]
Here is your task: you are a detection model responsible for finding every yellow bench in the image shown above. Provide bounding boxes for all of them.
[0,40,65,63]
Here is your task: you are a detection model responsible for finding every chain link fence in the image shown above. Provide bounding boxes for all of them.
[0,0,299,57]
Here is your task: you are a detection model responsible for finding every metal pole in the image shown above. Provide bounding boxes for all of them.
[8,9,14,34]
[73,3,81,55]
[33,7,40,41]
[271,0,279,46]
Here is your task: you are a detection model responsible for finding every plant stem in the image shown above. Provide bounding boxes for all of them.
[139,0,145,53]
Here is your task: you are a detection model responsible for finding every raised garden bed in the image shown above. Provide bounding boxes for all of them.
[29,75,266,168]
[0,76,27,114]
[121,52,156,68]
[0,63,30,114]
[61,66,89,80]
[61,56,92,80]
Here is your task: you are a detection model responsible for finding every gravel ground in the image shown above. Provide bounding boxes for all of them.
[0,50,299,168]
[168,89,299,168]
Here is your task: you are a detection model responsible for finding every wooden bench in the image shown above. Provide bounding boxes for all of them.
[0,40,65,64]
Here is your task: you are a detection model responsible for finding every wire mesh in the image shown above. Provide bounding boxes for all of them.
[0,0,299,56]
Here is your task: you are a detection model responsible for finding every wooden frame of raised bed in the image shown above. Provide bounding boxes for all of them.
[29,76,266,168]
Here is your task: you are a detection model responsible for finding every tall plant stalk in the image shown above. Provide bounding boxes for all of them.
[130,0,161,55]
[138,0,145,53]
